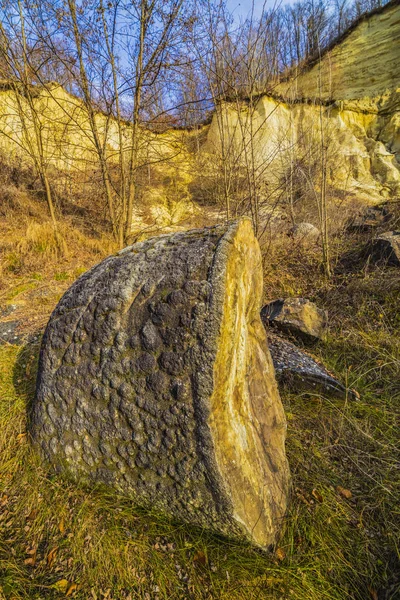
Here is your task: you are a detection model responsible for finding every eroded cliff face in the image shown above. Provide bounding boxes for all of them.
[0,0,398,229]
[205,94,400,203]
[0,82,188,170]
[0,81,199,230]
[276,0,400,103]
[204,1,400,208]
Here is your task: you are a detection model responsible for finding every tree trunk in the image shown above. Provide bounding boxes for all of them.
[32,219,290,549]
[124,0,146,242]
[67,0,117,240]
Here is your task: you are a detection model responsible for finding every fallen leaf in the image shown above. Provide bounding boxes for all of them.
[193,550,207,566]
[295,490,311,505]
[47,546,58,567]
[26,508,37,522]
[312,488,323,503]
[66,583,79,596]
[59,518,65,534]
[52,579,69,593]
[17,432,27,443]
[24,545,37,566]
[336,486,352,499]
[368,587,378,600]
[275,547,286,561]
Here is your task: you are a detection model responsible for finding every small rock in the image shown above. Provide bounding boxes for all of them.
[289,222,320,242]
[370,231,400,266]
[266,331,358,400]
[0,304,17,318]
[261,297,327,343]
[347,203,393,232]
[0,320,24,346]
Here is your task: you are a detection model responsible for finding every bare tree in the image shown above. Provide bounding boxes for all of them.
[0,0,58,230]
[186,0,288,234]
[25,0,187,244]
[120,0,185,239]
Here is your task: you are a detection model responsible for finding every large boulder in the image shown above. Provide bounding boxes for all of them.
[261,297,328,343]
[371,231,400,266]
[32,219,290,549]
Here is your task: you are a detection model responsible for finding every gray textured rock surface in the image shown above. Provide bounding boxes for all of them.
[261,298,328,342]
[347,203,393,232]
[289,222,320,243]
[0,304,17,318]
[0,320,23,345]
[371,231,400,266]
[32,219,289,549]
[266,331,357,400]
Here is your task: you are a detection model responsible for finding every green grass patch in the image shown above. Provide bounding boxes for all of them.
[3,280,40,302]
[53,272,70,282]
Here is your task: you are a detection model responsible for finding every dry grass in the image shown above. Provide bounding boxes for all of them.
[0,184,117,337]
[1,220,115,279]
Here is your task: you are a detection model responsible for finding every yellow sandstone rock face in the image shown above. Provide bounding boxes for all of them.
[32,219,290,549]
[205,1,400,204]
[276,0,400,102]
[209,219,289,546]
[0,81,198,231]
[205,95,400,202]
[0,1,398,220]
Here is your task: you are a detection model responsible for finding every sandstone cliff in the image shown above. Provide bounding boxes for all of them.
[0,0,398,229]
[205,93,400,205]
[276,0,400,103]
[203,1,400,211]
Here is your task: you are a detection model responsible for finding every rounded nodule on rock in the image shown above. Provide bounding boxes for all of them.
[140,320,162,352]
[136,353,157,374]
[158,351,185,376]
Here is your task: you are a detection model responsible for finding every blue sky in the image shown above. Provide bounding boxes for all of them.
[226,0,295,20]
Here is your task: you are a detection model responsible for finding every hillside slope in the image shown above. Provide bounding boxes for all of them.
[205,0,400,209]
[276,0,400,103]
[0,1,399,233]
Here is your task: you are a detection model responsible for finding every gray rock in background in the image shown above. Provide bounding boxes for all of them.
[0,319,23,346]
[289,222,320,243]
[266,331,357,400]
[261,297,328,343]
[347,203,393,232]
[371,231,400,266]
